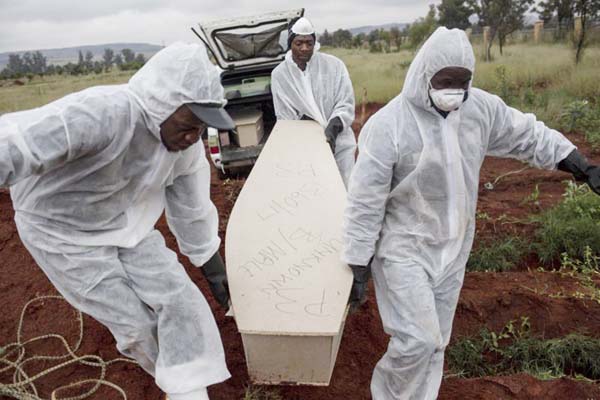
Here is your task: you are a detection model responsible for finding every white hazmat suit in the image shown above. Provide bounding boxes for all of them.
[0,43,231,397]
[342,27,576,399]
[271,40,357,186]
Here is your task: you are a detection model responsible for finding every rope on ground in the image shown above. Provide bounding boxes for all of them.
[484,166,530,190]
[0,295,138,399]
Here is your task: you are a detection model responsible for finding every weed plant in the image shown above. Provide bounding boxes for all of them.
[533,182,600,264]
[560,100,600,148]
[448,317,600,380]
[243,387,282,400]
[467,236,525,272]
[559,247,600,304]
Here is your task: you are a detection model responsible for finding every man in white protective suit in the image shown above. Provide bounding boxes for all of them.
[342,27,600,399]
[0,42,237,400]
[271,17,357,186]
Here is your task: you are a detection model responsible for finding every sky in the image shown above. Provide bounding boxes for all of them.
[0,0,439,53]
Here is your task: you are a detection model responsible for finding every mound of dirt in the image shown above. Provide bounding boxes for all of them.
[440,373,600,399]
[454,271,600,339]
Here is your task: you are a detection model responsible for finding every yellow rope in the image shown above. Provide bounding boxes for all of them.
[0,295,138,399]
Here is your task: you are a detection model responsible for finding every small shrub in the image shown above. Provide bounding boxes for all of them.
[467,237,525,272]
[369,43,383,53]
[560,100,600,148]
[533,181,600,264]
[446,337,490,377]
[448,317,600,380]
[501,334,600,379]
[243,387,282,400]
[494,65,516,105]
[561,100,590,132]
[521,184,541,209]
[559,247,600,303]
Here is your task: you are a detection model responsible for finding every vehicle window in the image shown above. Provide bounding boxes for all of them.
[214,22,288,62]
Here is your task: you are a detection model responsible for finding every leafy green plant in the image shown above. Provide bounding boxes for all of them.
[446,336,489,378]
[532,181,600,264]
[522,184,541,208]
[494,65,515,105]
[561,99,590,132]
[467,236,526,272]
[448,317,600,380]
[559,246,600,304]
[560,100,600,148]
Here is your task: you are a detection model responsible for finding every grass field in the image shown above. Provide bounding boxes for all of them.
[0,70,133,114]
[1,43,599,153]
[2,43,599,123]
[329,44,600,132]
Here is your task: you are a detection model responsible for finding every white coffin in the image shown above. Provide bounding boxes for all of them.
[225,120,352,385]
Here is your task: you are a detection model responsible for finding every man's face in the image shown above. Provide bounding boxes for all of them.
[160,105,206,152]
[430,67,472,90]
[291,35,315,65]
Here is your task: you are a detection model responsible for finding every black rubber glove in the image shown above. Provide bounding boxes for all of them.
[324,117,344,154]
[201,252,230,309]
[557,149,600,195]
[348,264,371,313]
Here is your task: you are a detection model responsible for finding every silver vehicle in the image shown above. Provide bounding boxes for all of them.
[193,8,304,177]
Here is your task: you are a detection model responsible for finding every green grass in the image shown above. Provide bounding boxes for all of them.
[466,236,526,272]
[327,43,600,138]
[532,182,600,265]
[2,43,599,144]
[243,386,282,400]
[0,70,133,114]
[447,317,600,380]
[325,47,414,103]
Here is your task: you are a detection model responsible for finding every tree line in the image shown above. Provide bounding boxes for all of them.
[318,0,599,61]
[1,48,148,80]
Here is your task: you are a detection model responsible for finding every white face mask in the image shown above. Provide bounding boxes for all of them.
[429,84,466,112]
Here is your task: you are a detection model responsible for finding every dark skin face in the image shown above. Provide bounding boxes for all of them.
[291,35,315,71]
[430,67,472,90]
[160,105,206,152]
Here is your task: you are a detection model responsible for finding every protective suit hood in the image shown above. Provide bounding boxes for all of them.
[403,27,475,111]
[128,42,226,138]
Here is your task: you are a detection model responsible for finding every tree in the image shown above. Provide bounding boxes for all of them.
[390,27,401,50]
[408,4,439,48]
[332,29,353,48]
[84,51,94,71]
[379,29,392,52]
[121,48,135,63]
[78,50,84,66]
[31,51,47,75]
[103,48,114,71]
[5,54,25,78]
[367,29,380,45]
[93,61,104,74]
[114,54,123,67]
[573,0,600,64]
[134,53,146,64]
[352,33,366,48]
[22,52,33,74]
[477,0,533,60]
[438,0,478,30]
[535,0,575,38]
[320,29,332,46]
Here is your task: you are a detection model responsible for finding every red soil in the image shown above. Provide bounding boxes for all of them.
[2,103,600,399]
